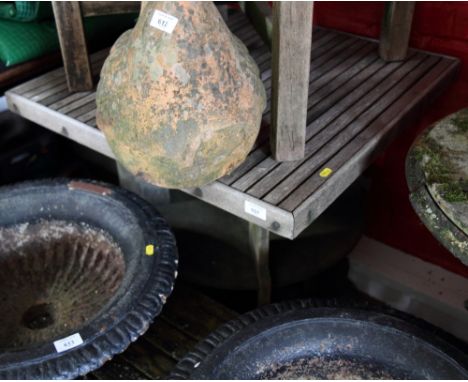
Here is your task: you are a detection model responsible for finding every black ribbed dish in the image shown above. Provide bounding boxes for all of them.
[0,179,178,379]
[171,300,468,379]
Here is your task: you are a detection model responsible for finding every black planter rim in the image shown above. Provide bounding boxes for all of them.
[0,178,178,379]
[171,299,468,379]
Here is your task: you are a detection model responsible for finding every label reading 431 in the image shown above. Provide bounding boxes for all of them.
[150,10,179,34]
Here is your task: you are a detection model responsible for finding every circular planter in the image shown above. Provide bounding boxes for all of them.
[0,179,178,379]
[406,108,468,265]
[172,300,468,379]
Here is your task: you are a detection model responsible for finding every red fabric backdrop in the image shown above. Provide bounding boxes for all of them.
[314,2,468,277]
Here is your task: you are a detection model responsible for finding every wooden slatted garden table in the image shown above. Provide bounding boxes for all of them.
[5,10,460,303]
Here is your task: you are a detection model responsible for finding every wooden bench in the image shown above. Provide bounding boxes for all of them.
[6,9,459,304]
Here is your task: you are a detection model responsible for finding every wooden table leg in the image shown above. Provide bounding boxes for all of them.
[248,222,271,306]
[271,1,313,162]
[52,1,94,92]
[379,1,415,62]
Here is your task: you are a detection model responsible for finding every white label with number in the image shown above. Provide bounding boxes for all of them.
[54,333,83,353]
[150,10,179,34]
[244,200,267,221]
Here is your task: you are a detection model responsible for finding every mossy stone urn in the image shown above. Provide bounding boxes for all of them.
[96,1,266,188]
[406,108,468,264]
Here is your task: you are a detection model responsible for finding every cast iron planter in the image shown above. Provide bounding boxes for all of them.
[0,179,178,379]
[172,300,468,379]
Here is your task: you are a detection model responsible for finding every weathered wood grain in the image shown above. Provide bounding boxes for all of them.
[52,1,93,91]
[80,1,140,17]
[292,59,458,237]
[67,99,97,119]
[240,55,406,198]
[117,339,176,378]
[48,91,92,111]
[77,107,99,123]
[264,33,350,91]
[56,93,96,114]
[232,46,386,193]
[161,285,236,342]
[379,2,415,61]
[90,357,147,380]
[271,2,313,161]
[143,319,198,361]
[267,54,435,206]
[221,36,360,187]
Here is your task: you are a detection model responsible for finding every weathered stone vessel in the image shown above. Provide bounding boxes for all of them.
[96,2,266,188]
[406,108,468,264]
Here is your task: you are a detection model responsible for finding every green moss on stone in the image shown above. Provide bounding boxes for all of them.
[415,136,467,203]
[452,114,468,134]
[414,138,452,184]
[438,183,468,203]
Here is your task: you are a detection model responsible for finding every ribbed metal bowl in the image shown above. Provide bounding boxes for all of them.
[0,220,125,349]
[0,179,178,379]
[172,301,468,379]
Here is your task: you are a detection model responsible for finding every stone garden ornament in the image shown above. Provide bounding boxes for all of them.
[97,2,266,188]
[406,108,468,264]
